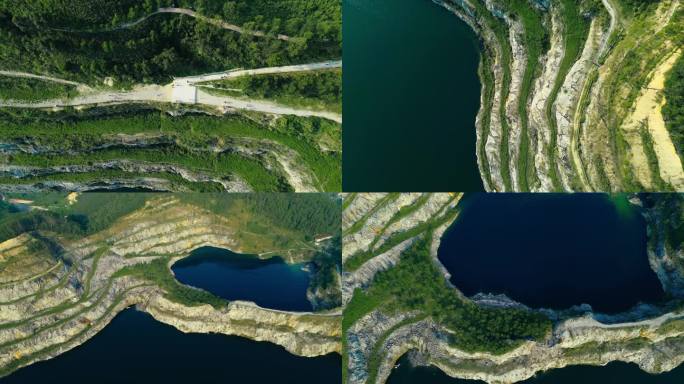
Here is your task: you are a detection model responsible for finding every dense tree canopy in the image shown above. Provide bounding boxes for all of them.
[349,235,552,354]
[0,0,341,41]
[210,69,342,112]
[0,0,340,85]
[244,193,341,239]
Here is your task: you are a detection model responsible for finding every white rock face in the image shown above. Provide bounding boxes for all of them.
[342,238,415,305]
[0,198,341,378]
[343,193,684,384]
[529,5,564,191]
[342,193,460,303]
[438,0,683,191]
[343,194,421,260]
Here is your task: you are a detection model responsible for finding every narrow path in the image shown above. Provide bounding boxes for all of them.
[51,7,290,41]
[599,0,619,57]
[0,70,89,89]
[157,8,291,41]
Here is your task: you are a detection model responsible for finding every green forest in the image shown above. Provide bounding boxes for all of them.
[205,69,342,113]
[0,0,340,41]
[0,193,341,244]
[0,76,77,101]
[0,193,153,242]
[244,193,341,239]
[179,193,341,239]
[0,0,341,85]
[345,235,552,355]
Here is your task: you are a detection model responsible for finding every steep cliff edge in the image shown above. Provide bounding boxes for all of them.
[0,196,341,378]
[435,0,683,191]
[343,193,684,384]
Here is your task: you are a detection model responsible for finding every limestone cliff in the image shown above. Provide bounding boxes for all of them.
[435,0,684,192]
[343,192,684,384]
[0,197,341,378]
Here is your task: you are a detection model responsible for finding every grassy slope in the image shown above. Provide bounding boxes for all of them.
[599,1,682,190]
[0,76,78,101]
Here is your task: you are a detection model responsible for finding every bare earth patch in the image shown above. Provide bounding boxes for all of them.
[622,48,683,189]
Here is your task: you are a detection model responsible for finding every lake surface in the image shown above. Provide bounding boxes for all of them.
[438,193,665,313]
[0,309,340,384]
[172,246,313,312]
[387,354,684,383]
[343,0,484,191]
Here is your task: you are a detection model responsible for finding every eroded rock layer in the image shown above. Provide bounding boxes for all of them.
[343,192,684,384]
[0,103,341,193]
[436,0,684,191]
[0,197,341,378]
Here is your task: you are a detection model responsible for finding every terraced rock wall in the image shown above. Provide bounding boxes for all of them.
[342,192,684,384]
[0,197,342,378]
[437,0,683,191]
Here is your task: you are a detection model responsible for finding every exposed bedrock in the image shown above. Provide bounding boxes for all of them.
[0,161,252,192]
[0,198,341,378]
[0,134,322,192]
[437,0,683,191]
[343,193,684,383]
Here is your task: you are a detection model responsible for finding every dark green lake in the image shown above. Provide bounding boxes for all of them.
[387,354,684,383]
[343,0,484,191]
[0,309,341,383]
[438,193,665,313]
[171,246,313,312]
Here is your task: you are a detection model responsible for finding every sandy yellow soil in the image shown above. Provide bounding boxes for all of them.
[622,48,683,189]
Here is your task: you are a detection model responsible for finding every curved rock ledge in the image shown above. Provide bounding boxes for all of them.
[0,197,341,378]
[343,193,684,384]
[436,0,683,191]
[0,132,322,192]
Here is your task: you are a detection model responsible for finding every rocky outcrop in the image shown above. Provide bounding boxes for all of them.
[438,0,683,191]
[342,238,415,305]
[371,310,684,384]
[343,193,684,384]
[143,296,340,357]
[342,193,461,304]
[0,133,325,192]
[0,161,251,192]
[0,197,341,378]
[641,195,684,296]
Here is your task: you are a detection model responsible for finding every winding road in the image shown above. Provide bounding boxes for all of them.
[0,71,83,87]
[51,7,291,41]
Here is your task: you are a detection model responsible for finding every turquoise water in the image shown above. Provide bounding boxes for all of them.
[343,0,484,191]
[0,309,340,383]
[172,246,313,311]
